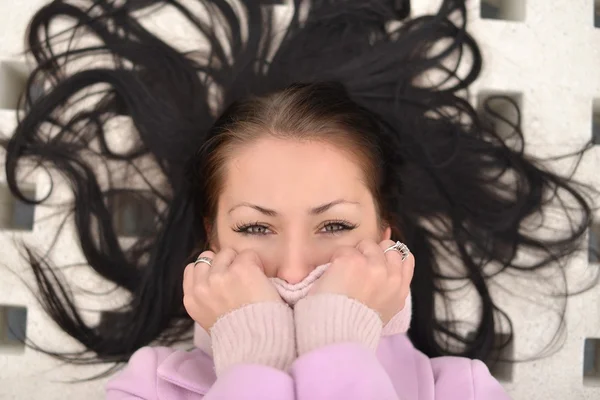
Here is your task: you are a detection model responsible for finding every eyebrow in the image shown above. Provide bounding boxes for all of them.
[228,199,360,216]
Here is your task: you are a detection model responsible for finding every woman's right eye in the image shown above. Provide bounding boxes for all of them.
[233,224,272,235]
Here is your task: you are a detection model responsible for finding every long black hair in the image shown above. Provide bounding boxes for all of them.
[2,0,596,376]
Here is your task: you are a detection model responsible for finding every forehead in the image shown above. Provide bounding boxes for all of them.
[220,137,369,205]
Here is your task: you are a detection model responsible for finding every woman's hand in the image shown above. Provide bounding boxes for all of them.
[183,248,284,331]
[309,239,414,324]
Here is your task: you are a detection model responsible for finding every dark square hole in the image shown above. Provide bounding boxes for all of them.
[97,311,129,336]
[111,191,156,237]
[0,183,36,231]
[477,91,523,138]
[0,305,27,353]
[0,60,43,110]
[593,99,600,144]
[595,1,600,28]
[584,338,600,386]
[480,0,525,22]
[467,331,514,382]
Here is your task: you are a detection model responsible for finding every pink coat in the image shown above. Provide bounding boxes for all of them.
[106,333,510,400]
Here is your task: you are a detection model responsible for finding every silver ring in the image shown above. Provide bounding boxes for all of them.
[384,241,410,261]
[194,256,213,267]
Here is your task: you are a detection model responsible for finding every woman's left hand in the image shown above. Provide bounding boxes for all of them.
[309,239,414,324]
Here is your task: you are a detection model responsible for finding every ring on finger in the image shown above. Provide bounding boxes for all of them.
[384,241,410,261]
[194,256,213,267]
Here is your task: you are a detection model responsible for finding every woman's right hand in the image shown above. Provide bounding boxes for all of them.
[183,248,284,331]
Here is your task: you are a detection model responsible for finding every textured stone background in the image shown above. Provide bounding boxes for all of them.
[0,1,599,399]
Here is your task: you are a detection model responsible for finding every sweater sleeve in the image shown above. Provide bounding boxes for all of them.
[290,294,400,400]
[203,302,298,399]
[210,302,296,376]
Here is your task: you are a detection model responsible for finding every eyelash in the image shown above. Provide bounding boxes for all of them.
[233,220,358,236]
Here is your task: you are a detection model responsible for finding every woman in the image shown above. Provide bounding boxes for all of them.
[2,0,593,398]
[104,81,509,399]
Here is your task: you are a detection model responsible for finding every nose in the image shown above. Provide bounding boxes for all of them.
[275,236,315,285]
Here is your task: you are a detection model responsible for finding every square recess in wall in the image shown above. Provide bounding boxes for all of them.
[468,331,514,382]
[0,305,27,353]
[477,91,523,138]
[0,183,36,231]
[0,60,42,110]
[97,311,127,335]
[592,99,600,144]
[480,0,525,22]
[589,224,600,263]
[595,1,600,28]
[111,190,156,237]
[584,338,600,386]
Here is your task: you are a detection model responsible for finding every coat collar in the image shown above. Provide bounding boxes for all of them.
[156,347,216,395]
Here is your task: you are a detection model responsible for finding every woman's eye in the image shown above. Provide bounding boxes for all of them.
[247,225,269,234]
[235,224,271,235]
[235,221,356,235]
[323,223,345,232]
[321,222,355,233]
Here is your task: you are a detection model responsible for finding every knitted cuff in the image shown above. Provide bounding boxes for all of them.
[210,302,296,376]
[294,294,383,356]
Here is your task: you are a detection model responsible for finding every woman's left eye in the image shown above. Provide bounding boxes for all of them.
[320,221,356,234]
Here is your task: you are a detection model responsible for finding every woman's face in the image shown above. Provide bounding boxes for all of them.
[211,137,391,284]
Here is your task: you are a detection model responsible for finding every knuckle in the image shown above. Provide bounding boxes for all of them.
[222,247,237,257]
[370,265,387,280]
[358,238,372,246]
[236,249,255,262]
[208,273,228,287]
[231,252,257,272]
[388,272,403,286]
[196,279,215,295]
[228,257,244,269]
[358,238,376,250]
[236,249,261,265]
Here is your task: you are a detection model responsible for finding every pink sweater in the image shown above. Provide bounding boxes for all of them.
[106,264,510,399]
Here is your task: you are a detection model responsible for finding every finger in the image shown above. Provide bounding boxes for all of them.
[400,252,415,288]
[380,240,404,271]
[355,239,386,266]
[233,249,264,272]
[183,262,196,296]
[192,250,215,284]
[210,248,237,275]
